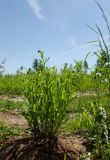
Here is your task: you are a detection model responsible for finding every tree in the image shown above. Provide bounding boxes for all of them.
[16,65,25,74]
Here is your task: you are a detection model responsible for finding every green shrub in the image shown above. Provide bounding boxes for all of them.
[24,67,73,137]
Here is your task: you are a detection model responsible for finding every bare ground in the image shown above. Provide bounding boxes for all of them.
[0,95,24,102]
[0,109,28,128]
[0,135,86,160]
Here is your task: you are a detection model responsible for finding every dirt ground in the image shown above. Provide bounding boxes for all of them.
[0,135,86,160]
[0,95,24,102]
[0,109,28,128]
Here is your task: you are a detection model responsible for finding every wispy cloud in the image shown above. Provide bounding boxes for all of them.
[26,0,44,20]
[69,36,78,48]
[53,43,96,57]
[58,23,78,48]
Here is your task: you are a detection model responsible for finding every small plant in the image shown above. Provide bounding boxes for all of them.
[24,52,73,137]
[0,99,26,112]
[84,1,110,158]
[92,106,108,159]
[0,121,23,141]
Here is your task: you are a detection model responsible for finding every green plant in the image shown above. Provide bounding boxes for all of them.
[83,1,110,158]
[89,0,110,95]
[0,99,26,112]
[24,53,73,137]
[32,50,49,71]
[0,121,23,141]
[0,74,25,96]
[92,106,108,159]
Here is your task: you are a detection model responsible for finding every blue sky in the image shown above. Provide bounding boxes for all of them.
[0,0,110,73]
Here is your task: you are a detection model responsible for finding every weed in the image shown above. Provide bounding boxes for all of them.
[0,121,24,141]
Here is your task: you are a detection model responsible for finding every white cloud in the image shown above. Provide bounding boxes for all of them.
[53,43,94,57]
[26,0,44,20]
[58,23,78,48]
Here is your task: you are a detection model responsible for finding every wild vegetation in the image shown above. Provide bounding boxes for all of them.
[0,1,110,160]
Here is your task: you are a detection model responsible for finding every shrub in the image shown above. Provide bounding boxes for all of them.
[24,67,73,137]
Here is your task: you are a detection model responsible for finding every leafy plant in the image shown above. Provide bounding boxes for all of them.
[32,50,49,71]
[0,74,25,96]
[0,121,23,141]
[91,106,108,159]
[24,52,73,137]
[0,99,26,112]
